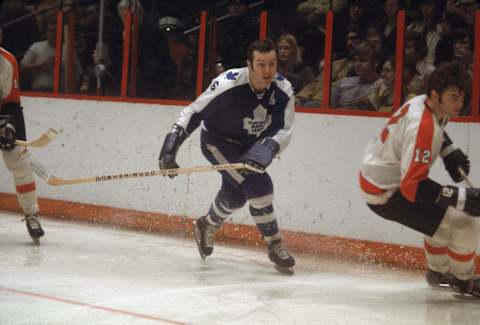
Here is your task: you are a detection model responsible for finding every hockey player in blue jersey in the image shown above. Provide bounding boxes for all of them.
[158,39,296,274]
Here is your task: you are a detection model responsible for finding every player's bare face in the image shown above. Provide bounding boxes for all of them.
[248,50,277,92]
[436,87,465,117]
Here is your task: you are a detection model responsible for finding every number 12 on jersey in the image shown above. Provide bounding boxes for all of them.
[414,148,431,164]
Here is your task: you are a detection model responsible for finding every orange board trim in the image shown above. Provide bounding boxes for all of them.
[1,192,479,272]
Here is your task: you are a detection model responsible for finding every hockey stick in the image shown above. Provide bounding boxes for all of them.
[15,129,59,148]
[458,168,474,188]
[22,152,262,186]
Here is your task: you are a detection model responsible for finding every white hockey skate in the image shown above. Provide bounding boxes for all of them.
[22,214,44,245]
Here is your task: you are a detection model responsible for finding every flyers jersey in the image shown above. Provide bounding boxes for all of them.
[360,95,445,203]
[0,47,21,105]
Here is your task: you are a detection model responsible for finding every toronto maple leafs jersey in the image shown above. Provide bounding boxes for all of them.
[359,95,446,203]
[175,67,295,152]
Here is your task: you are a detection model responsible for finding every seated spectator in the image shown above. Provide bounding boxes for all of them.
[434,7,472,66]
[376,0,399,59]
[296,25,361,108]
[367,56,415,112]
[91,0,175,98]
[296,0,347,76]
[20,20,83,92]
[264,0,304,40]
[331,42,381,110]
[404,30,434,95]
[0,0,40,63]
[451,28,473,64]
[406,0,442,65]
[276,34,313,94]
[346,0,369,28]
[159,16,195,99]
[365,27,384,63]
[446,0,480,27]
[216,0,259,74]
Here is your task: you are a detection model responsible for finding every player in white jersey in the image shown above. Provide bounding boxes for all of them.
[359,61,480,298]
[0,45,44,244]
[158,39,295,274]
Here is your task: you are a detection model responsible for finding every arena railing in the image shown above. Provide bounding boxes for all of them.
[10,4,480,120]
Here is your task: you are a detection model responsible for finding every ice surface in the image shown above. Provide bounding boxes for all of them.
[1,211,480,325]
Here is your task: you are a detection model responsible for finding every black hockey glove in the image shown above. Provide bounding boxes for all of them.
[239,138,279,174]
[441,132,470,183]
[437,186,480,216]
[158,124,188,178]
[0,115,16,151]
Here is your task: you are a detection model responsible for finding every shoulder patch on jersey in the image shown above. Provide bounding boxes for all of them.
[225,71,239,80]
[209,80,219,91]
[276,74,285,81]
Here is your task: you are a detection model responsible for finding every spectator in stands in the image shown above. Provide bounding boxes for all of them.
[331,42,381,110]
[451,28,474,116]
[406,0,442,65]
[263,0,304,40]
[276,34,313,94]
[20,20,83,92]
[434,7,472,66]
[131,1,176,98]
[216,0,259,74]
[368,56,395,112]
[404,30,434,95]
[92,0,175,98]
[159,16,195,100]
[452,28,473,64]
[84,3,123,95]
[368,56,416,112]
[296,0,347,76]
[346,0,368,29]
[376,0,399,59]
[296,25,361,108]
[446,0,480,27]
[365,27,384,63]
[0,0,40,63]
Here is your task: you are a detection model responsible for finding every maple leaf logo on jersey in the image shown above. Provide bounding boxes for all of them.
[225,71,239,80]
[243,105,272,136]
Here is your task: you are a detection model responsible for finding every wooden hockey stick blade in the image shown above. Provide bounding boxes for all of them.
[15,129,59,148]
[458,167,474,188]
[44,162,261,186]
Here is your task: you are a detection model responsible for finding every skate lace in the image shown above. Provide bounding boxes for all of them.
[22,216,40,230]
[203,223,217,247]
[271,244,290,260]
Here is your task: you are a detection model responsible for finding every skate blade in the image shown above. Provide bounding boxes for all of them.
[274,265,294,275]
[428,283,451,290]
[192,221,206,260]
[31,236,40,245]
[452,293,480,301]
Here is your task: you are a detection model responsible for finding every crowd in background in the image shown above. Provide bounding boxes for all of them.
[0,0,478,114]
